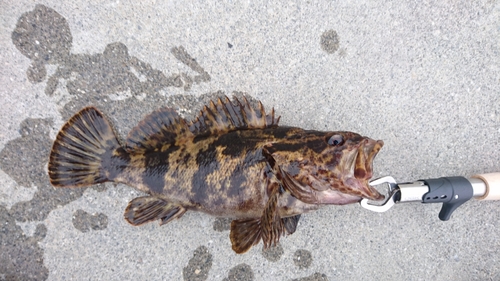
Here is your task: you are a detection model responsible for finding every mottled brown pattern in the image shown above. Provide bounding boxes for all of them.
[48,95,384,253]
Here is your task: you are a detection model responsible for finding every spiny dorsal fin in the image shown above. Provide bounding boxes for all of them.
[125,95,279,151]
[125,107,189,151]
[188,95,280,136]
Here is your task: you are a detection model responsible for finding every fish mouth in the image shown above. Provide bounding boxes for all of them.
[344,138,384,200]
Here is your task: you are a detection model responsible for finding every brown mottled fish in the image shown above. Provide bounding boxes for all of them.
[48,96,384,253]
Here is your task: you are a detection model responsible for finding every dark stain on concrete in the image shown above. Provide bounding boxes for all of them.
[0,205,49,281]
[293,249,313,269]
[171,46,211,90]
[320,30,340,54]
[0,118,93,223]
[0,118,52,188]
[12,4,210,102]
[213,218,232,232]
[291,272,329,281]
[0,117,107,279]
[222,263,254,281]
[261,243,284,262]
[72,210,108,233]
[11,4,72,83]
[183,246,213,281]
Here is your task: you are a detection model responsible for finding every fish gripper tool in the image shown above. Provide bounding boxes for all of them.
[360,173,500,221]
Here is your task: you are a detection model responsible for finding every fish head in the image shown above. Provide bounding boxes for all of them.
[268,129,384,204]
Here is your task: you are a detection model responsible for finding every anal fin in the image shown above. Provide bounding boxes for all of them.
[124,196,186,226]
[229,218,262,254]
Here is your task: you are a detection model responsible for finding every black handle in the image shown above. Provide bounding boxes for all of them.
[420,177,474,221]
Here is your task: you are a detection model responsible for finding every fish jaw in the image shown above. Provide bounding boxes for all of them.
[339,138,385,201]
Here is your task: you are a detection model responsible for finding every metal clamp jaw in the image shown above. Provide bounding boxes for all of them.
[360,176,484,221]
[360,176,399,213]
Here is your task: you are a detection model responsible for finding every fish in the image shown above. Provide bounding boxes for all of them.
[48,95,384,253]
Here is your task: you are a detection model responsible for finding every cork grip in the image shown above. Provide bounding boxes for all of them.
[472,173,500,200]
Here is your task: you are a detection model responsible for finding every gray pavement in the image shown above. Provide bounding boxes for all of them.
[1,1,499,280]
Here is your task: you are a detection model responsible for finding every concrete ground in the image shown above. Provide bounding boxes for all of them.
[1,1,499,280]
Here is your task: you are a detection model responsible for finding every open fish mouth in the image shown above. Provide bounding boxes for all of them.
[344,138,385,200]
[355,139,384,180]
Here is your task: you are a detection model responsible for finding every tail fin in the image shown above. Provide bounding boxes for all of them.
[48,107,121,188]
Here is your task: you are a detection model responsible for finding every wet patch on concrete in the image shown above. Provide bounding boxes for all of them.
[0,118,52,188]
[171,46,211,90]
[261,243,284,262]
[213,218,232,232]
[0,205,48,281]
[0,118,91,223]
[293,249,313,269]
[183,246,213,281]
[320,30,340,54]
[11,4,72,84]
[72,210,108,233]
[222,263,254,281]
[291,272,329,281]
[12,4,210,112]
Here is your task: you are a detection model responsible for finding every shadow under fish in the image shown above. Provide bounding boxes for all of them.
[48,96,384,253]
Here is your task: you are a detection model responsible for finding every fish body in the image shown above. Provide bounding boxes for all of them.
[49,96,384,253]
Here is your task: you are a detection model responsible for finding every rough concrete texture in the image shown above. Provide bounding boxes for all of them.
[293,249,313,269]
[0,1,499,280]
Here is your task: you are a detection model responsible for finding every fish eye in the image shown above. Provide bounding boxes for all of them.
[327,134,344,146]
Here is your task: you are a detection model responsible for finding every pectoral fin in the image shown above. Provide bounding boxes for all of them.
[260,182,285,249]
[280,168,319,204]
[230,183,285,254]
[263,146,318,204]
[124,196,186,226]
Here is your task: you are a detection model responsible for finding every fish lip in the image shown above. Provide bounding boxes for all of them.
[360,138,383,177]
